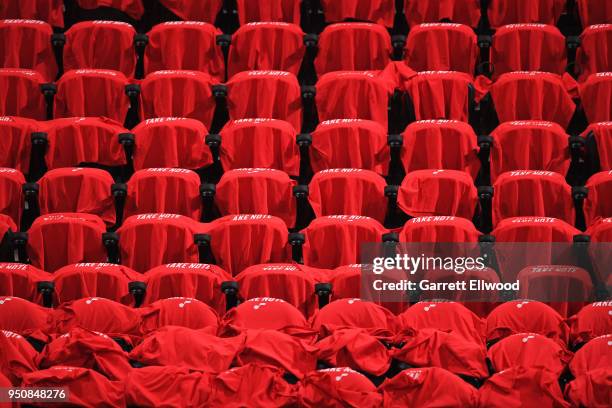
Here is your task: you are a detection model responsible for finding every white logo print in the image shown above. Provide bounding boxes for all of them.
[85,297,101,305]
[522,335,536,343]
[516,301,530,309]
[178,300,192,308]
[335,373,349,382]
[423,304,437,312]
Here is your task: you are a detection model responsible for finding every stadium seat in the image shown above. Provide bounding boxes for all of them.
[490,24,567,78]
[124,168,203,221]
[565,368,612,408]
[130,117,213,171]
[144,21,224,81]
[485,299,570,346]
[298,368,382,407]
[307,168,387,223]
[75,0,144,21]
[404,23,478,75]
[403,0,481,28]
[25,213,108,272]
[115,213,203,272]
[140,70,216,129]
[397,169,479,219]
[35,167,116,226]
[139,297,220,334]
[587,219,612,289]
[217,119,300,177]
[54,69,133,123]
[398,216,481,242]
[492,171,575,227]
[214,168,297,227]
[0,1,64,28]
[300,215,388,269]
[0,263,50,302]
[0,19,57,82]
[486,0,566,29]
[569,334,612,377]
[0,329,39,385]
[203,214,291,276]
[582,122,612,171]
[308,119,390,175]
[229,22,305,78]
[323,0,395,25]
[314,23,391,77]
[400,120,480,178]
[577,0,612,27]
[378,367,478,408]
[0,116,40,173]
[52,262,140,305]
[0,168,24,227]
[142,263,232,314]
[0,68,48,120]
[578,73,612,124]
[310,298,396,338]
[235,0,301,25]
[584,171,612,226]
[568,301,612,347]
[156,0,222,22]
[63,21,137,78]
[0,296,51,342]
[576,24,612,81]
[315,71,394,130]
[225,70,303,132]
[488,120,571,182]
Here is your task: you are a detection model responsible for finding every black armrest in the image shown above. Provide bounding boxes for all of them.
[387,133,403,148]
[478,135,493,149]
[293,185,308,198]
[125,84,140,98]
[31,132,48,146]
[391,34,406,50]
[134,33,148,47]
[40,83,56,96]
[289,232,305,245]
[566,35,580,50]
[111,183,127,198]
[303,33,318,48]
[23,182,39,197]
[478,35,492,49]
[216,34,232,47]
[478,186,494,200]
[221,280,238,295]
[384,185,398,198]
[51,32,65,47]
[37,281,55,308]
[118,132,135,147]
[314,282,332,309]
[102,232,119,264]
[296,133,312,147]
[200,183,216,198]
[382,232,399,243]
[194,233,211,246]
[212,84,227,98]
[206,133,221,148]
[572,186,588,201]
[301,85,316,99]
[478,234,495,243]
[573,234,590,244]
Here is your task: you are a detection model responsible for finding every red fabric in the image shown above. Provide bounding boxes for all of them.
[298,368,382,408]
[0,168,24,226]
[316,71,393,130]
[310,119,390,175]
[568,301,612,346]
[491,24,566,79]
[140,70,216,129]
[487,332,572,376]
[399,216,480,242]
[405,23,477,74]
[492,170,574,226]
[52,262,140,305]
[204,214,291,276]
[27,213,108,272]
[125,168,202,220]
[0,214,16,241]
[478,366,570,408]
[571,334,612,377]
[577,0,612,27]
[403,0,481,27]
[565,368,612,408]
[131,117,213,171]
[490,120,570,182]
[517,265,593,318]
[583,122,612,171]
[235,0,300,25]
[310,298,397,338]
[485,299,570,345]
[21,366,125,407]
[0,19,57,82]
[587,218,612,285]
[158,0,222,22]
[0,68,46,120]
[139,297,219,334]
[321,0,394,26]
[585,171,612,226]
[143,263,231,315]
[145,21,224,82]
[488,71,576,128]
[393,328,488,378]
[0,116,39,172]
[0,1,64,28]
[226,70,302,132]
[579,72,612,123]
[75,0,144,20]
[215,168,297,228]
[116,214,203,273]
[38,167,116,226]
[209,364,297,407]
[379,367,478,408]
[398,301,485,345]
[401,120,480,178]
[64,21,136,78]
[308,168,387,223]
[0,263,50,302]
[0,330,38,385]
[301,215,388,269]
[219,119,300,177]
[315,23,391,77]
[492,216,579,242]
[52,297,142,340]
[129,326,241,373]
[576,25,612,82]
[54,69,130,123]
[398,169,478,219]
[316,328,391,376]
[0,296,52,342]
[229,22,305,79]
[37,328,132,381]
[487,0,565,29]
[125,366,212,407]
[235,263,323,318]
[41,117,128,169]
